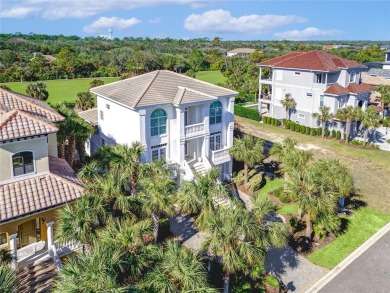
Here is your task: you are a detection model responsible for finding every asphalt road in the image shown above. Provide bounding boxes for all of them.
[319,230,390,293]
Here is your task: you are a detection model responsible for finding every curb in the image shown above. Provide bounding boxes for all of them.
[305,221,390,292]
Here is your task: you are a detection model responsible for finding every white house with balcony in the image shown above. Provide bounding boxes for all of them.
[258,50,373,129]
[80,70,237,181]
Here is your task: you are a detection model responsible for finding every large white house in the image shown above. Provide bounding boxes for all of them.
[80,70,237,181]
[258,50,373,128]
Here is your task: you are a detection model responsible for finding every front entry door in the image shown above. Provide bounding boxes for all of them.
[19,219,37,247]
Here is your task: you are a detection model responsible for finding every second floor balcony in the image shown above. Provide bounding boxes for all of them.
[185,122,205,139]
[211,147,231,165]
[259,94,272,104]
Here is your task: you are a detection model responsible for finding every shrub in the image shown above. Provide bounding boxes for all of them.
[232,169,245,186]
[343,133,347,141]
[275,119,281,126]
[305,127,311,135]
[325,128,330,137]
[317,127,322,136]
[89,79,105,89]
[273,187,284,197]
[262,116,267,123]
[285,120,290,129]
[246,173,264,193]
[279,192,292,203]
[331,130,336,138]
[234,105,261,121]
[300,125,305,134]
[266,276,279,288]
[282,118,286,126]
[289,122,294,130]
[310,128,316,136]
[295,123,300,132]
[336,131,341,140]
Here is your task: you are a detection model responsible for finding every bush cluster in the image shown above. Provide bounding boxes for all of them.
[262,116,281,126]
[234,105,261,121]
[282,120,346,140]
[246,172,264,193]
[350,139,380,149]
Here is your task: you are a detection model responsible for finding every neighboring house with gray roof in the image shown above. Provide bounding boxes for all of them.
[80,70,238,181]
[0,88,83,269]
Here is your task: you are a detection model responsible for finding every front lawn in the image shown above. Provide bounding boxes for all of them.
[2,77,119,105]
[195,71,226,85]
[258,178,283,198]
[308,207,390,269]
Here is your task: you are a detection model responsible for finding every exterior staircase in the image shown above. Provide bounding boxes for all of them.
[17,258,57,293]
[193,160,208,176]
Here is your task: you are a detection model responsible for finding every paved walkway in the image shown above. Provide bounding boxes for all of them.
[170,191,328,292]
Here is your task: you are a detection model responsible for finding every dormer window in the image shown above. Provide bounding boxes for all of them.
[12,151,34,177]
[349,72,356,83]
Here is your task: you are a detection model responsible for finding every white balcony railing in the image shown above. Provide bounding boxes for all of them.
[185,122,205,138]
[55,239,82,257]
[211,147,231,165]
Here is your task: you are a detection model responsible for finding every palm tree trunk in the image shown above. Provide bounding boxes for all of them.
[223,273,230,293]
[346,120,351,143]
[363,128,369,145]
[286,108,289,120]
[58,141,66,159]
[306,213,312,240]
[152,212,160,244]
[244,162,249,185]
[130,172,138,196]
[65,136,76,166]
[76,139,86,163]
[297,208,302,220]
[321,121,326,138]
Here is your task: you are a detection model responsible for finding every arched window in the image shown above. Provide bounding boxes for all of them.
[12,151,34,176]
[151,109,167,136]
[210,101,222,125]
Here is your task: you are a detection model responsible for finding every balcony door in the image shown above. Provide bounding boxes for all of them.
[210,132,221,151]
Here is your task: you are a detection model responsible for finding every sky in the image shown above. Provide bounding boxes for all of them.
[0,0,389,41]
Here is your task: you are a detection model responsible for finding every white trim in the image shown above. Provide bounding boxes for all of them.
[10,150,37,179]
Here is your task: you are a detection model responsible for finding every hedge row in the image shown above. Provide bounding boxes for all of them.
[262,116,281,126]
[283,119,322,136]
[234,105,261,121]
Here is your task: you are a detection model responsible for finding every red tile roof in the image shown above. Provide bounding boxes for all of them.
[0,109,58,141]
[347,83,374,94]
[324,84,350,95]
[0,157,83,223]
[259,50,366,71]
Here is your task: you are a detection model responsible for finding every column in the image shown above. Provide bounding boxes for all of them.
[139,109,148,162]
[9,233,18,270]
[176,107,185,166]
[46,221,54,252]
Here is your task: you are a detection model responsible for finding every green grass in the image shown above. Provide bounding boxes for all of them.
[195,71,226,85]
[258,178,284,198]
[308,208,390,269]
[278,204,299,215]
[1,77,119,105]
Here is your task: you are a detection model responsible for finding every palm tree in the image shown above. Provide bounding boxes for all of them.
[141,239,216,292]
[75,118,94,163]
[360,107,380,145]
[138,160,176,242]
[77,161,102,183]
[203,206,264,293]
[281,93,296,119]
[0,264,17,293]
[336,106,360,143]
[230,134,264,184]
[177,168,233,230]
[313,106,334,138]
[75,92,96,110]
[26,82,49,101]
[285,166,338,240]
[375,85,390,117]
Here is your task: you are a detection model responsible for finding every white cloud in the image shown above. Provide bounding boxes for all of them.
[184,9,307,34]
[83,16,141,34]
[1,0,209,20]
[275,27,344,40]
[0,7,40,18]
[148,18,161,24]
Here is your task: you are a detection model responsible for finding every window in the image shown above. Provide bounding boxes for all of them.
[106,104,110,109]
[349,72,356,83]
[100,110,104,120]
[298,113,305,119]
[184,107,188,126]
[294,72,301,76]
[185,142,189,157]
[338,96,347,109]
[12,151,34,176]
[320,95,324,107]
[315,73,325,84]
[210,132,222,151]
[306,93,312,97]
[151,144,167,161]
[151,109,167,136]
[210,101,222,125]
[0,232,7,246]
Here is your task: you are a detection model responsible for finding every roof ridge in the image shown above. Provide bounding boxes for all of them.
[183,86,217,99]
[264,51,306,66]
[133,71,160,107]
[0,89,63,120]
[0,109,18,129]
[175,86,187,104]
[315,50,329,71]
[48,172,84,190]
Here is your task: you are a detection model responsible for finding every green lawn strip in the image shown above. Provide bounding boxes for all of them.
[258,178,284,198]
[278,204,298,215]
[236,116,390,168]
[195,71,226,85]
[308,208,390,269]
[2,77,119,105]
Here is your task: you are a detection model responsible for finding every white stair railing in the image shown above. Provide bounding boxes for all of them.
[183,160,195,181]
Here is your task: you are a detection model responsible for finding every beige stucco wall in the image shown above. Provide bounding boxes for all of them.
[47,133,58,157]
[0,136,49,182]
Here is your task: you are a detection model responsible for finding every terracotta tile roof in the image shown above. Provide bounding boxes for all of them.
[0,157,83,223]
[78,108,98,126]
[347,83,374,94]
[0,89,64,123]
[0,109,58,141]
[324,84,350,95]
[259,50,366,71]
[90,70,237,109]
